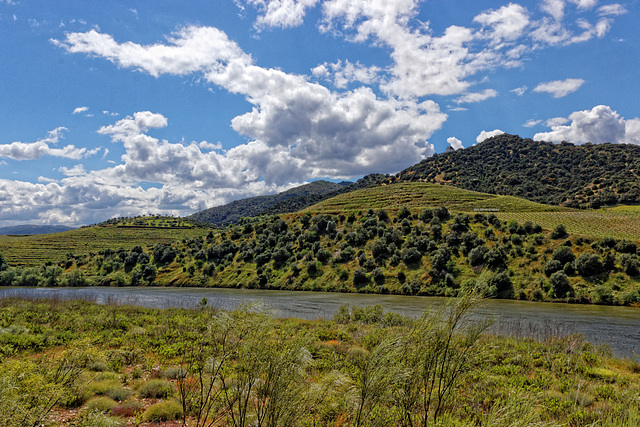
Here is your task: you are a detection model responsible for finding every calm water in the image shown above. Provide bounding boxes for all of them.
[1,286,638,360]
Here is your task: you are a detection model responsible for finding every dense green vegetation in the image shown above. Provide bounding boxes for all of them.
[396,134,640,208]
[307,182,640,240]
[0,297,638,426]
[95,215,199,229]
[0,217,205,267]
[2,190,639,306]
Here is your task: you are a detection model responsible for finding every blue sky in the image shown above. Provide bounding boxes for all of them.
[0,0,638,226]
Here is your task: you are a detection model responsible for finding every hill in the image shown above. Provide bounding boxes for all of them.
[188,175,389,226]
[0,216,206,267]
[304,182,563,215]
[188,180,350,226]
[394,134,640,208]
[0,224,75,235]
[3,183,638,306]
[304,182,640,241]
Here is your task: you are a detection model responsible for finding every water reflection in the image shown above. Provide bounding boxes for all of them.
[1,286,638,360]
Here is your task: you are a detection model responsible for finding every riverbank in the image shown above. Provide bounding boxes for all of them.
[2,286,639,360]
[2,207,640,308]
[1,297,639,426]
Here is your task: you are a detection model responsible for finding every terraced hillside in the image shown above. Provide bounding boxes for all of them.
[305,182,640,241]
[0,217,207,267]
[304,182,564,214]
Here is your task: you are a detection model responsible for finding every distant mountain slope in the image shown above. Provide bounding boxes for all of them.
[258,174,387,217]
[188,180,347,226]
[394,134,640,208]
[0,225,74,235]
[190,175,388,226]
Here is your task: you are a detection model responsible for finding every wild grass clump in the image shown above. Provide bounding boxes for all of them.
[84,396,118,413]
[137,379,174,399]
[142,400,183,422]
[162,366,187,379]
[88,379,131,401]
[76,411,125,427]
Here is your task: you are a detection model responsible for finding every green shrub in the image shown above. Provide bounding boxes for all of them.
[89,379,129,400]
[550,271,572,298]
[105,386,131,402]
[543,260,563,277]
[143,400,183,422]
[94,372,119,381]
[488,271,513,298]
[84,396,118,413]
[576,253,604,277]
[552,246,575,265]
[138,379,174,399]
[76,411,125,427]
[162,366,187,380]
[551,224,568,239]
[87,361,109,372]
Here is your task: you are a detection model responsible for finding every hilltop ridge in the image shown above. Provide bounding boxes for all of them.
[394,134,640,208]
[188,175,387,226]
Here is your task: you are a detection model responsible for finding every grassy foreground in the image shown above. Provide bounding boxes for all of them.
[0,297,638,426]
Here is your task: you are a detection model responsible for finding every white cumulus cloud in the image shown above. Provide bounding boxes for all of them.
[312,60,381,88]
[534,105,640,145]
[476,129,506,143]
[523,119,542,128]
[55,26,447,180]
[534,78,585,98]
[454,89,498,104]
[239,0,320,30]
[447,137,464,150]
[473,3,530,45]
[0,128,94,160]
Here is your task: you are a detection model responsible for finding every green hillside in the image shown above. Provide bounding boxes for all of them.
[188,180,349,226]
[1,184,639,306]
[0,217,206,267]
[188,175,387,226]
[395,134,640,208]
[306,182,640,241]
[304,182,563,214]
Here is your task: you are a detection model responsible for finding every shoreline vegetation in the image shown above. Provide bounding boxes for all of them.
[1,295,639,426]
[0,191,638,307]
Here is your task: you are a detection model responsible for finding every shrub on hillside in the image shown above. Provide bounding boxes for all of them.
[488,271,513,299]
[551,224,568,239]
[575,253,604,278]
[552,246,575,265]
[137,379,173,399]
[84,397,118,414]
[550,271,573,298]
[143,400,183,422]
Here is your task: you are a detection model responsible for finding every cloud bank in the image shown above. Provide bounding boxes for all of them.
[534,105,640,145]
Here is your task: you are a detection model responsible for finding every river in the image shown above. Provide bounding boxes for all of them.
[1,286,638,360]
